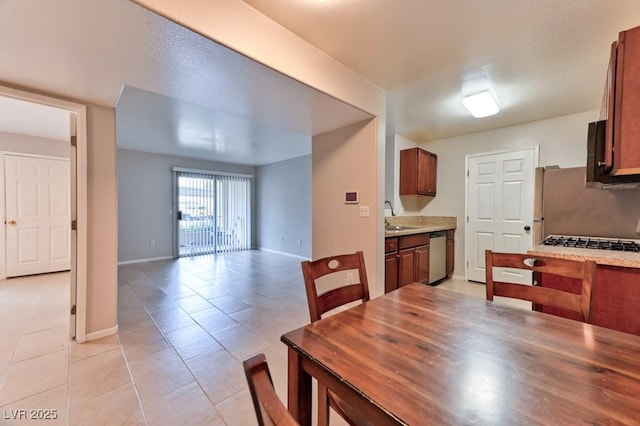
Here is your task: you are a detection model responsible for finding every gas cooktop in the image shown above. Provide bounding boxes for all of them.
[541,235,640,252]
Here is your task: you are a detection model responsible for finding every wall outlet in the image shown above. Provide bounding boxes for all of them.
[359,206,370,217]
[347,272,354,284]
[150,239,156,246]
[297,239,301,245]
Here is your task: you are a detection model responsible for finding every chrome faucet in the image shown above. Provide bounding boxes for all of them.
[384,200,396,216]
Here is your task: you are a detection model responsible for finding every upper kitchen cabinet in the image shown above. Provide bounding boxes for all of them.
[603,25,640,176]
[400,148,437,196]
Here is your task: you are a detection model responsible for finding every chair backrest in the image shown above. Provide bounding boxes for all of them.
[300,251,370,322]
[485,250,597,322]
[243,353,298,426]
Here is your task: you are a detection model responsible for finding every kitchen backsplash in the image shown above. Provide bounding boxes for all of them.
[386,215,457,229]
[543,167,640,239]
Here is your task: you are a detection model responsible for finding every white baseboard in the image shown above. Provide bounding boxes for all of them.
[118,256,174,265]
[258,247,310,261]
[82,325,118,343]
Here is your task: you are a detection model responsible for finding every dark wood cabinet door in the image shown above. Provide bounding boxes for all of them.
[399,148,418,196]
[604,40,617,170]
[399,148,437,196]
[398,249,416,287]
[609,26,640,175]
[427,152,437,195]
[414,245,430,284]
[446,231,454,277]
[416,149,430,194]
[385,253,398,294]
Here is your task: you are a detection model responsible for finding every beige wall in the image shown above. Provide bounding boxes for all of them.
[392,109,599,278]
[85,104,117,335]
[312,119,380,294]
[135,0,388,291]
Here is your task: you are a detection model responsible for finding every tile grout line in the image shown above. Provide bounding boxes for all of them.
[133,267,220,412]
[136,263,251,423]
[138,266,231,423]
[115,333,149,426]
[116,279,149,426]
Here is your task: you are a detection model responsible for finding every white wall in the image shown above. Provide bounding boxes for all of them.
[255,155,311,259]
[393,109,599,278]
[118,149,255,263]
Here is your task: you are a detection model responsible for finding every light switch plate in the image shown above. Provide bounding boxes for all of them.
[359,206,370,217]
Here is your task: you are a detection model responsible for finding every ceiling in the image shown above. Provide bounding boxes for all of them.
[0,96,70,141]
[244,0,640,141]
[2,0,640,164]
[0,0,370,166]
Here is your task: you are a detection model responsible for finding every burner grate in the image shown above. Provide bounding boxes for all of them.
[541,235,640,252]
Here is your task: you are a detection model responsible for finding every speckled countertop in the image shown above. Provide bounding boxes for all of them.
[527,245,640,268]
[384,216,457,237]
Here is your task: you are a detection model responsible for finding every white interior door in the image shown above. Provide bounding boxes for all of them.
[5,154,70,277]
[466,148,536,283]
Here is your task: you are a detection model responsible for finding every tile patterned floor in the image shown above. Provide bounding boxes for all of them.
[0,250,529,425]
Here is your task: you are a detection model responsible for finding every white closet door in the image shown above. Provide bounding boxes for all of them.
[5,155,70,277]
[466,149,535,283]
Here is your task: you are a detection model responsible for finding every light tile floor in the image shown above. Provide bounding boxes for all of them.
[0,250,529,425]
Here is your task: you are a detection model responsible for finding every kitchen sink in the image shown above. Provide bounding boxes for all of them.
[385,225,418,231]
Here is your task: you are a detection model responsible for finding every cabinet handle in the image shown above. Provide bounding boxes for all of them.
[5,220,16,225]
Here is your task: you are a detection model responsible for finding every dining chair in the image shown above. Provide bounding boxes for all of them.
[300,251,372,426]
[485,250,597,322]
[243,353,298,426]
[300,250,370,322]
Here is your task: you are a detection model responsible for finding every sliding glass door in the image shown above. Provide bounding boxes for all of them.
[175,169,251,257]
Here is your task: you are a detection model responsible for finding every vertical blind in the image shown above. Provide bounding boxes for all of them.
[175,170,251,257]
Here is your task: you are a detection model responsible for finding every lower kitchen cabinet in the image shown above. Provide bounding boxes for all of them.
[385,252,398,294]
[446,230,454,277]
[385,233,430,292]
[536,264,640,336]
[385,237,399,293]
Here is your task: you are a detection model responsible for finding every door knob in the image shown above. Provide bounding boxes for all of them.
[5,220,16,225]
[524,225,531,231]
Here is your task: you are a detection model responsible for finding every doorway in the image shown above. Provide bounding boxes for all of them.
[465,147,538,283]
[0,86,87,342]
[174,168,252,257]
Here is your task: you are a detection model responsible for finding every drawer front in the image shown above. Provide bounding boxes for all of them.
[399,233,430,249]
[385,237,398,253]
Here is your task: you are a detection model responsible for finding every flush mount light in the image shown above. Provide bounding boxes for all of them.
[462,91,499,118]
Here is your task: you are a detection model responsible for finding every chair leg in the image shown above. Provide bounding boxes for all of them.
[317,382,330,426]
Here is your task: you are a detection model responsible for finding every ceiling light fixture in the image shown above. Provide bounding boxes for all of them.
[462,91,499,118]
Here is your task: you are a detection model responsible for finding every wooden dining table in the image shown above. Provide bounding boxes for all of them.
[281,283,640,425]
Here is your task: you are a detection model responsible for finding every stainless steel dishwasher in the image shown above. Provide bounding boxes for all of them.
[428,231,447,284]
